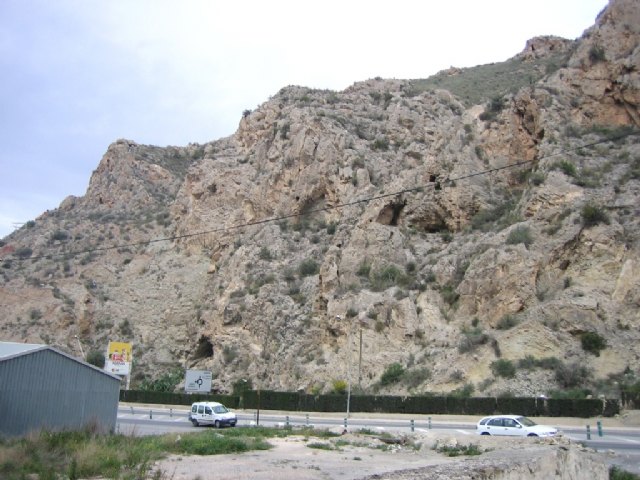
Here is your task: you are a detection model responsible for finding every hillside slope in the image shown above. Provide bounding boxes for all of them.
[1,0,638,397]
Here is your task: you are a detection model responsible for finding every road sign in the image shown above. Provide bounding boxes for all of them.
[185,370,212,393]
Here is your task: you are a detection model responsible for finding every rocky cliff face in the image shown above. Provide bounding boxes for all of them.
[1,0,638,397]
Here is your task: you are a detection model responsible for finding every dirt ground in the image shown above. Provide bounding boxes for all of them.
[155,431,471,480]
[152,428,612,480]
[150,409,640,479]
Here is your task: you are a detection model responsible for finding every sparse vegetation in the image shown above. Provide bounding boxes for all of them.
[506,226,533,247]
[0,426,353,479]
[370,265,408,291]
[552,160,577,177]
[450,383,475,398]
[581,203,610,227]
[470,197,520,232]
[259,247,273,261]
[491,359,516,378]
[435,443,483,457]
[332,379,347,394]
[379,363,405,386]
[589,45,606,63]
[496,314,519,330]
[86,350,106,368]
[554,361,592,388]
[298,259,319,277]
[138,368,183,392]
[581,331,607,356]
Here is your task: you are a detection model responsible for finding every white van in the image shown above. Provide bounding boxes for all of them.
[189,401,237,428]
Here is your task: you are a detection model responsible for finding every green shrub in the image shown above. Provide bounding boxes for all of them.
[581,203,610,227]
[529,172,545,185]
[496,314,519,330]
[435,443,482,457]
[332,379,347,394]
[588,45,606,63]
[548,388,591,399]
[139,368,183,392]
[298,259,319,277]
[86,350,105,368]
[258,247,272,261]
[51,230,69,241]
[554,361,592,388]
[371,265,407,291]
[553,160,577,177]
[506,226,533,246]
[440,284,459,306]
[491,359,516,378]
[357,261,371,278]
[372,138,389,150]
[470,198,519,232]
[537,356,562,370]
[16,247,33,259]
[581,331,607,356]
[380,363,405,386]
[517,355,537,370]
[450,383,475,398]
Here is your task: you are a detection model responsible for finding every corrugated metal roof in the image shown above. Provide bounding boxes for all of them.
[0,341,46,360]
[0,341,121,381]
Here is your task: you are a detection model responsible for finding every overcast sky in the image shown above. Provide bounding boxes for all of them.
[0,0,608,238]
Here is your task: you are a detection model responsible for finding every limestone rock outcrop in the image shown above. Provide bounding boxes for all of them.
[0,0,638,396]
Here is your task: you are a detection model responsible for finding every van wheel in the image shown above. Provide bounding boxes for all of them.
[214,420,221,429]
[191,419,199,427]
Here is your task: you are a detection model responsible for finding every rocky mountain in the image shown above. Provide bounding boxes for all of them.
[1,0,638,398]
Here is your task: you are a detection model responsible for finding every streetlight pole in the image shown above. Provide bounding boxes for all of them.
[337,315,352,419]
[74,335,85,360]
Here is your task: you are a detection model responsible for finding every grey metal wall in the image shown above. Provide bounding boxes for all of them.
[0,349,120,437]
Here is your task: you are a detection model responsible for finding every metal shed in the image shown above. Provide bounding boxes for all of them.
[0,342,121,438]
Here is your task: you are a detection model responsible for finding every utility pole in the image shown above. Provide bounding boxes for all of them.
[74,335,85,360]
[358,326,363,389]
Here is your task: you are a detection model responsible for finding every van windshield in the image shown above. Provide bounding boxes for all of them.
[213,405,229,414]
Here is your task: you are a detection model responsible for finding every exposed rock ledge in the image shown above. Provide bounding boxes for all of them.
[363,441,608,480]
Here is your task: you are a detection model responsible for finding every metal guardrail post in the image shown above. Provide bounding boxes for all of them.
[410,419,415,432]
[428,417,432,429]
[286,415,290,428]
[597,420,603,437]
[343,418,348,430]
[170,408,173,418]
[586,425,591,440]
[306,414,309,426]
[149,410,152,420]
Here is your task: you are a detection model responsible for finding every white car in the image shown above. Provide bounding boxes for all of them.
[189,401,237,428]
[477,415,558,437]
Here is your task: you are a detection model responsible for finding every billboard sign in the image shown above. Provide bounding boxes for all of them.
[185,370,212,393]
[105,341,132,375]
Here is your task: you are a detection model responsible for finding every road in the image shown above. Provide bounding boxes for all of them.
[116,405,640,474]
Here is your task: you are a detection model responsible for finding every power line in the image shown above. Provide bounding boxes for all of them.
[2,129,637,264]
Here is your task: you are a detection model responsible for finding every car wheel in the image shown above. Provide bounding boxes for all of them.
[214,420,221,429]
[527,433,538,437]
[191,419,199,427]
[480,432,490,435]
